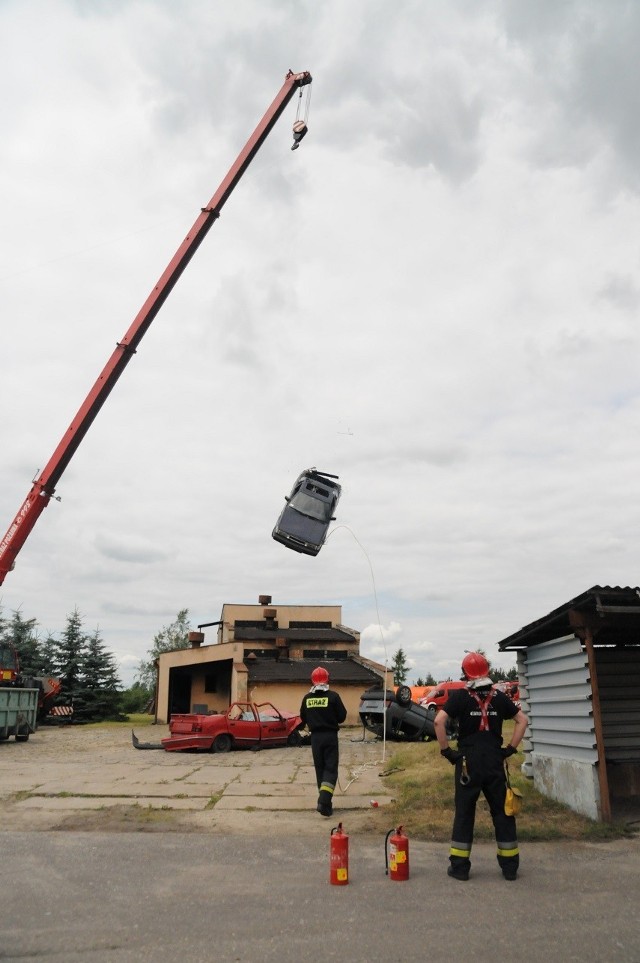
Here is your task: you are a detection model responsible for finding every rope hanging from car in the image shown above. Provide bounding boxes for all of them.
[326,523,389,762]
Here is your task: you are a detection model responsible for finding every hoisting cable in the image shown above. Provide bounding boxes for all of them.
[291,81,312,150]
[326,524,390,770]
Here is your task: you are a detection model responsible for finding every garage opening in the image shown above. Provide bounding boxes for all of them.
[168,667,192,715]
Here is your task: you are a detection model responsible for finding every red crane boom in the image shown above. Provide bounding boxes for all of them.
[0,69,312,585]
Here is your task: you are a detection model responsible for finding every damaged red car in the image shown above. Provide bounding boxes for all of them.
[132,701,304,753]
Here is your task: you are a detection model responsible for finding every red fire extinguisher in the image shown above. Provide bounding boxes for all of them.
[330,823,349,885]
[385,825,409,881]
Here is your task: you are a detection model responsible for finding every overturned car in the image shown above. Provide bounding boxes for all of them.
[358,685,451,742]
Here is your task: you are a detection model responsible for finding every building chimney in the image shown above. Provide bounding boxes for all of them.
[259,594,272,606]
[188,631,205,648]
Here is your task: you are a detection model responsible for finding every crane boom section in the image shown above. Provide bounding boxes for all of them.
[0,70,312,585]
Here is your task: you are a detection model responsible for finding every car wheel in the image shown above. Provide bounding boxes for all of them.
[396,685,412,707]
[287,730,302,747]
[213,733,232,753]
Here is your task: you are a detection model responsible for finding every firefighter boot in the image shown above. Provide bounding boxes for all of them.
[317,787,333,817]
[498,854,519,880]
[497,842,519,880]
[447,857,470,881]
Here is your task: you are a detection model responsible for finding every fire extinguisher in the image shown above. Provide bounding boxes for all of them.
[330,823,349,885]
[385,825,409,881]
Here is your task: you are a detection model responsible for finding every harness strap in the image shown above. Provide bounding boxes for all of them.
[469,690,493,731]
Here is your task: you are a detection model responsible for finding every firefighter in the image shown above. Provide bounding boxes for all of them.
[434,652,528,882]
[300,666,347,817]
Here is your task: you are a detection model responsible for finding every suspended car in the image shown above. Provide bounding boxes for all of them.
[272,468,341,556]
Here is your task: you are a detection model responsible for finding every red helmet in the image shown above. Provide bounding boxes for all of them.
[311,666,329,685]
[461,652,490,680]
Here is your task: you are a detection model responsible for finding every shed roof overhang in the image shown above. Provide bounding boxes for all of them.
[498,585,640,651]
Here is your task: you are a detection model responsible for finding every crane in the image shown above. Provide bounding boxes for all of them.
[0,69,312,586]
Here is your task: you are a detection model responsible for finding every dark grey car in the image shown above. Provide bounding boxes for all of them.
[272,468,341,556]
[358,686,438,741]
[358,686,457,742]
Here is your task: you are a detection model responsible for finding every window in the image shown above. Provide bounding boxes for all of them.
[244,649,278,660]
[290,490,332,522]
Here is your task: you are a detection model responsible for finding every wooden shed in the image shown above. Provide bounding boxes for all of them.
[498,585,640,822]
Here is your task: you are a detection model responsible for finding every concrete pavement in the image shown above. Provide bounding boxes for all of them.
[2,831,639,962]
[2,724,640,962]
[0,724,394,833]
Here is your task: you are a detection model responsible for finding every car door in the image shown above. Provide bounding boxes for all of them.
[255,702,289,747]
[227,703,261,747]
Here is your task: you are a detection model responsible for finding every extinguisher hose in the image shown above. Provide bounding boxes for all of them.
[384,828,394,876]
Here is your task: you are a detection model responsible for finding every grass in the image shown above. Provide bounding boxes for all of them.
[366,724,636,842]
[80,713,155,729]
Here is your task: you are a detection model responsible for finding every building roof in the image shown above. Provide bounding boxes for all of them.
[246,658,380,686]
[235,627,357,643]
[498,585,640,650]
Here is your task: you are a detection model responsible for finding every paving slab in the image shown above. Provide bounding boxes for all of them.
[15,795,209,811]
[0,725,393,832]
[223,781,308,796]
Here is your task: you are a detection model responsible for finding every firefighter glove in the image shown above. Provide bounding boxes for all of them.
[501,745,517,759]
[441,747,462,765]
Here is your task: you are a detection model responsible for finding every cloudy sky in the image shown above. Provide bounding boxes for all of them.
[2,0,639,687]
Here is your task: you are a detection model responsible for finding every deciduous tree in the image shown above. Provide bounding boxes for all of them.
[136,609,192,691]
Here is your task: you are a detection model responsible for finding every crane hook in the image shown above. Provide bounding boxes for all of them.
[291,120,308,150]
[291,81,312,150]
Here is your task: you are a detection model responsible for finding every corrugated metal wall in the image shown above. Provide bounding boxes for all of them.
[523,635,597,763]
[595,646,640,763]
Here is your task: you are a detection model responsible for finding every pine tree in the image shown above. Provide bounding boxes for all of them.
[415,672,437,687]
[136,609,191,691]
[79,627,122,720]
[489,663,518,682]
[50,608,88,712]
[7,610,43,677]
[390,647,410,686]
[38,634,58,677]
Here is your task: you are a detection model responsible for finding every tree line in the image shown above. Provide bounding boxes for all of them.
[389,647,518,686]
[1,605,122,720]
[0,605,194,721]
[3,605,518,721]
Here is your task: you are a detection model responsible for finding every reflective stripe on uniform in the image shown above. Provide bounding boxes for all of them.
[497,845,519,857]
[320,782,335,795]
[450,846,471,858]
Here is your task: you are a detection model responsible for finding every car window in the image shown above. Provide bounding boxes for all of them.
[229,704,253,721]
[289,491,332,522]
[306,481,329,495]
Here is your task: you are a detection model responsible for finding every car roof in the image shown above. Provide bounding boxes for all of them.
[298,468,341,491]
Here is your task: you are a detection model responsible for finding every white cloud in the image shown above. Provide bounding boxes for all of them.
[1,0,639,689]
